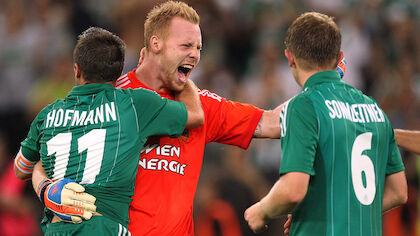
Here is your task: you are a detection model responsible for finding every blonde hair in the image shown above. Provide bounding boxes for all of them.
[144,1,200,49]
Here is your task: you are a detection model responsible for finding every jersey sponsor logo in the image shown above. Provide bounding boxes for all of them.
[139,158,187,175]
[45,102,117,128]
[141,144,181,158]
[140,144,187,175]
[325,100,385,123]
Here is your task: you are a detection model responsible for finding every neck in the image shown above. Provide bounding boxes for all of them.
[77,77,116,87]
[296,66,334,87]
[135,57,169,92]
[296,70,319,87]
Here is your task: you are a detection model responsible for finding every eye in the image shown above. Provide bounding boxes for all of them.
[181,44,191,48]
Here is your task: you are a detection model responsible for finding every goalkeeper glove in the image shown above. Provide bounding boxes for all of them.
[336,57,347,79]
[37,178,97,223]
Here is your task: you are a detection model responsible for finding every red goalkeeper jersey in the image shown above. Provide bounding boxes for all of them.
[116,69,263,236]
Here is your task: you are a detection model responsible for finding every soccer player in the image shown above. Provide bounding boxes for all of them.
[14,27,204,235]
[113,2,282,235]
[244,12,408,235]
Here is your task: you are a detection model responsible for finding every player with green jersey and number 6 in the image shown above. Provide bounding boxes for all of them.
[244,12,407,236]
[13,27,204,235]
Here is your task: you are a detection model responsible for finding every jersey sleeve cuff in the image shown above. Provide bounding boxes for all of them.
[241,108,264,150]
[279,167,315,176]
[14,147,37,174]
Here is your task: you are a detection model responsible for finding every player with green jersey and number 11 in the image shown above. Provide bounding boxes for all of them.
[14,27,204,236]
[244,12,407,236]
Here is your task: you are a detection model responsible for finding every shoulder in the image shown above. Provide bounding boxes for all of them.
[198,89,224,103]
[116,70,138,89]
[30,103,57,129]
[282,94,317,124]
[288,93,314,111]
[197,89,226,113]
[119,87,163,101]
[115,73,130,89]
[38,101,60,117]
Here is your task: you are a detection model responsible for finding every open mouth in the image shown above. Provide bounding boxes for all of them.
[177,65,193,82]
[178,65,192,76]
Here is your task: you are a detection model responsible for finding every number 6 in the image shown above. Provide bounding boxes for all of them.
[351,132,376,205]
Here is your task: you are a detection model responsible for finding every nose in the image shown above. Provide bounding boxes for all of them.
[189,48,200,62]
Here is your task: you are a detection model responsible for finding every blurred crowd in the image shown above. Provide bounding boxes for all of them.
[0,0,419,235]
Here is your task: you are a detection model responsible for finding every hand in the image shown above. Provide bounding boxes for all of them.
[284,214,292,236]
[37,178,97,223]
[244,202,269,233]
[336,57,347,79]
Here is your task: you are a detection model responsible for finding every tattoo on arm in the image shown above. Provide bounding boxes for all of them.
[253,119,262,138]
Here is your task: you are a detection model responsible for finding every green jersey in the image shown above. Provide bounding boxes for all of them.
[20,84,187,228]
[279,71,404,236]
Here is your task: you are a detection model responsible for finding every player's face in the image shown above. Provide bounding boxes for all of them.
[159,17,202,92]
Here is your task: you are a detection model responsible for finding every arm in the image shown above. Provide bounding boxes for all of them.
[382,171,407,212]
[32,161,47,192]
[14,148,36,181]
[174,79,204,129]
[14,164,31,181]
[394,129,420,154]
[244,172,309,233]
[253,102,284,139]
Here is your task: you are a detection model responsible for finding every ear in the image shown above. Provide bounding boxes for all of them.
[137,47,146,67]
[284,49,296,68]
[150,35,162,53]
[74,63,81,78]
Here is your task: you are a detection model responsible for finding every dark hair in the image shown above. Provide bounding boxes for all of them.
[73,27,125,83]
[285,12,341,70]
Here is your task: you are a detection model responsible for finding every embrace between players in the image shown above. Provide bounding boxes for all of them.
[14,1,410,236]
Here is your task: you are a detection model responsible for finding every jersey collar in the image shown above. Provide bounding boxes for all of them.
[67,84,115,96]
[303,70,341,91]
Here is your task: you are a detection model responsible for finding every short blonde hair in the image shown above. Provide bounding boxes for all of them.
[144,1,200,49]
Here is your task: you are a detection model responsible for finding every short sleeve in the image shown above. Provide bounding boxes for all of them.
[128,88,187,138]
[386,126,405,175]
[20,110,46,162]
[279,95,318,175]
[202,90,263,149]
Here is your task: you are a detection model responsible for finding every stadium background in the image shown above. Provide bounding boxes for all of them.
[0,0,418,235]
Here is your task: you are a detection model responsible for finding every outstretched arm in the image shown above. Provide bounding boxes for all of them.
[174,80,204,129]
[394,129,420,155]
[253,102,285,139]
